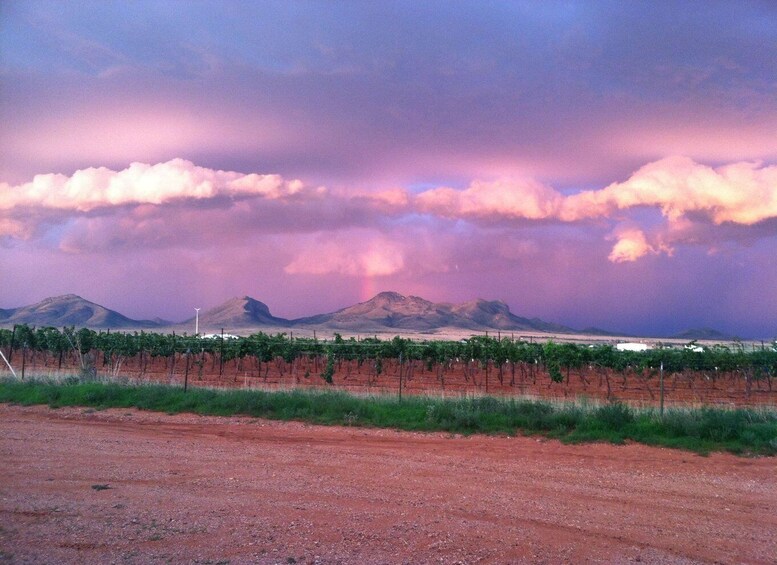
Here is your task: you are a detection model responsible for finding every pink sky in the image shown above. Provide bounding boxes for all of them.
[1,1,776,337]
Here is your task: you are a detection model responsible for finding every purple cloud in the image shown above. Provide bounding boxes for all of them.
[1,1,776,337]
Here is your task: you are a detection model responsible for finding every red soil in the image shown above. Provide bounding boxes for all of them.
[1,404,775,564]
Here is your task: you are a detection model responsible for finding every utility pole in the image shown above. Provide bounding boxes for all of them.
[194,308,200,336]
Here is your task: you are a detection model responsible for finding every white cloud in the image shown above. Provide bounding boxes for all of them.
[561,156,777,225]
[3,156,776,263]
[0,159,310,212]
[415,178,562,221]
[608,228,656,263]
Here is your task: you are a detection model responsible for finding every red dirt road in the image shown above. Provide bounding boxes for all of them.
[1,404,775,564]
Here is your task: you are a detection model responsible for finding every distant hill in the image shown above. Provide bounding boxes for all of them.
[579,327,630,337]
[189,296,291,330]
[292,291,578,333]
[450,299,575,333]
[1,292,617,335]
[672,328,735,341]
[0,294,161,329]
[294,292,454,330]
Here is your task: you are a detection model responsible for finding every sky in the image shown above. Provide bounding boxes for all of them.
[1,1,776,338]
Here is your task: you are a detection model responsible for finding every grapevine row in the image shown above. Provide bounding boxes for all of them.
[1,325,776,384]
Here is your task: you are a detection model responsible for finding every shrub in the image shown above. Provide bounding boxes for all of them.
[594,402,634,429]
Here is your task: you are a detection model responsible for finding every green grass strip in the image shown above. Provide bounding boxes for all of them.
[1,378,776,456]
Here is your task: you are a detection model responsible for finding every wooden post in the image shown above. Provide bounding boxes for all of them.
[219,328,225,377]
[184,348,190,392]
[659,361,665,418]
[169,332,176,378]
[0,350,16,378]
[21,344,27,380]
[8,325,16,363]
[398,352,403,402]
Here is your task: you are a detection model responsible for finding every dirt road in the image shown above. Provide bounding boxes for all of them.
[1,404,775,564]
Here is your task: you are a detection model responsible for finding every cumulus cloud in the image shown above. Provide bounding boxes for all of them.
[0,159,312,212]
[359,188,411,209]
[411,157,777,262]
[0,160,419,243]
[284,237,405,277]
[412,157,777,229]
[2,156,776,263]
[561,156,777,225]
[607,228,656,263]
[415,178,562,221]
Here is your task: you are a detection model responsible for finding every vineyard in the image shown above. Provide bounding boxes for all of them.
[2,325,776,406]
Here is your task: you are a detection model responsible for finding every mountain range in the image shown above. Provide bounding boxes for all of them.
[1,292,585,334]
[0,292,736,339]
[169,292,585,333]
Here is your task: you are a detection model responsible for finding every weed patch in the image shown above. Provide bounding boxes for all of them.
[1,377,775,455]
